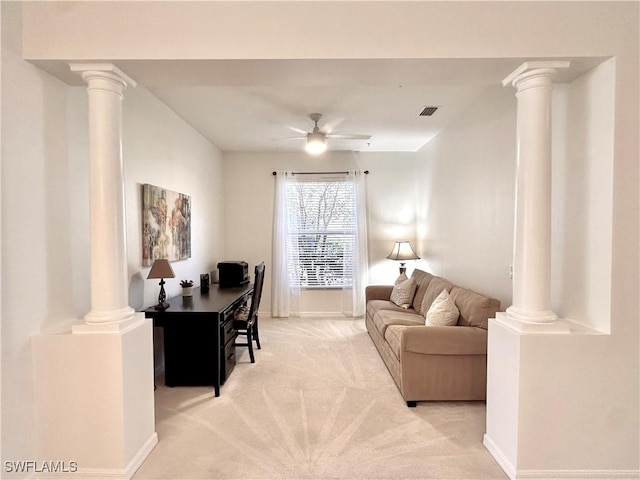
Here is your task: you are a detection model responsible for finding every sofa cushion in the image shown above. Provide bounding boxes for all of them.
[425,289,460,326]
[410,269,435,314]
[450,286,501,329]
[390,274,416,309]
[384,325,406,360]
[366,299,410,322]
[372,309,424,337]
[403,325,488,355]
[421,276,454,315]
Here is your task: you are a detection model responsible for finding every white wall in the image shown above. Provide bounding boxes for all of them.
[122,87,225,310]
[551,59,615,333]
[2,2,71,463]
[363,153,420,284]
[20,2,638,63]
[1,3,225,467]
[415,86,516,309]
[222,151,416,314]
[518,332,638,473]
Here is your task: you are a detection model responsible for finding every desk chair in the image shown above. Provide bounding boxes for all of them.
[234,262,265,363]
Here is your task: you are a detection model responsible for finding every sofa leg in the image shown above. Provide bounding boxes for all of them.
[406,401,417,408]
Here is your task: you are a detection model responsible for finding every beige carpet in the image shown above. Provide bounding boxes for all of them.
[134,317,508,480]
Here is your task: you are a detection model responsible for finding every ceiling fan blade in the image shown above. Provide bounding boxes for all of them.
[280,136,307,141]
[280,114,370,146]
[322,116,345,133]
[326,133,372,140]
[287,126,309,135]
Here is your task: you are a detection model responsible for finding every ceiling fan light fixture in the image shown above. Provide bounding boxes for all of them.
[305,132,327,154]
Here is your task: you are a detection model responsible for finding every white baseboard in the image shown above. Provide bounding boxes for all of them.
[33,432,158,480]
[514,469,640,479]
[483,433,516,479]
[483,433,639,480]
[300,312,353,318]
[267,312,355,319]
[123,432,158,479]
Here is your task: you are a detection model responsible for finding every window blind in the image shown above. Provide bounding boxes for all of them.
[286,180,356,288]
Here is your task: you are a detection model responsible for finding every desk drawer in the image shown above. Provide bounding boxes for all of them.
[221,317,237,346]
[222,339,236,384]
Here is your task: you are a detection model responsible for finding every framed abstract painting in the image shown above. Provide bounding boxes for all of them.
[142,184,191,266]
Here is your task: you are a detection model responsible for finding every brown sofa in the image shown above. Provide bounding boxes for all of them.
[365,269,500,407]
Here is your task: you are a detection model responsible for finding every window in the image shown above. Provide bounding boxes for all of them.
[286,180,356,288]
[272,170,368,317]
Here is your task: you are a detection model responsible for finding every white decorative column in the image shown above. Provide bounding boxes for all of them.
[484,61,573,480]
[70,63,137,327]
[32,64,157,479]
[501,61,569,330]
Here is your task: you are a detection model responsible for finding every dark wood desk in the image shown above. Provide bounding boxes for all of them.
[144,284,253,396]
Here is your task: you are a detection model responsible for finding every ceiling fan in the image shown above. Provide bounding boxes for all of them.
[289,113,372,154]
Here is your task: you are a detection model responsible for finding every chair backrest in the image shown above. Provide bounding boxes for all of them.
[248,262,265,320]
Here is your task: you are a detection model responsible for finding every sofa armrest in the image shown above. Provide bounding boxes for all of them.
[366,285,394,302]
[401,325,487,356]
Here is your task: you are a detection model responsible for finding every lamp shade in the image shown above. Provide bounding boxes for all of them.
[305,132,327,154]
[386,241,420,261]
[147,259,175,279]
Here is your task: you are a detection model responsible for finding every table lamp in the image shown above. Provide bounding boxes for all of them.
[147,258,175,310]
[386,240,420,274]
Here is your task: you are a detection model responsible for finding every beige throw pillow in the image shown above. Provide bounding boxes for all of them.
[425,288,459,326]
[390,273,416,309]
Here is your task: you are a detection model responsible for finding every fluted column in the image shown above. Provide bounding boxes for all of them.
[502,61,569,325]
[71,63,137,325]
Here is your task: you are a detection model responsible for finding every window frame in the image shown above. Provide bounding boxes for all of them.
[285,178,357,289]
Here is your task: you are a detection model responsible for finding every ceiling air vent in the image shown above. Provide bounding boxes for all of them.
[419,106,439,117]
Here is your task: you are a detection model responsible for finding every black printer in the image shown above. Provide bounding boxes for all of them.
[217,261,249,288]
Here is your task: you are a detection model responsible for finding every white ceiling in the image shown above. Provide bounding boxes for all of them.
[38,57,605,153]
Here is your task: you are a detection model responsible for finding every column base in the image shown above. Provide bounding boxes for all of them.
[81,305,136,327]
[73,312,145,335]
[32,314,156,479]
[485,315,634,479]
[499,310,570,334]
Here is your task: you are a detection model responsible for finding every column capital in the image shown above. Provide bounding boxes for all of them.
[69,63,137,91]
[502,61,570,89]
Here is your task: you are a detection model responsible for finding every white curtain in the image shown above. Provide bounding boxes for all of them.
[273,170,368,318]
[342,170,369,317]
[271,171,300,317]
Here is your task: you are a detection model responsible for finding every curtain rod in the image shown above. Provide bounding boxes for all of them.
[272,170,369,175]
